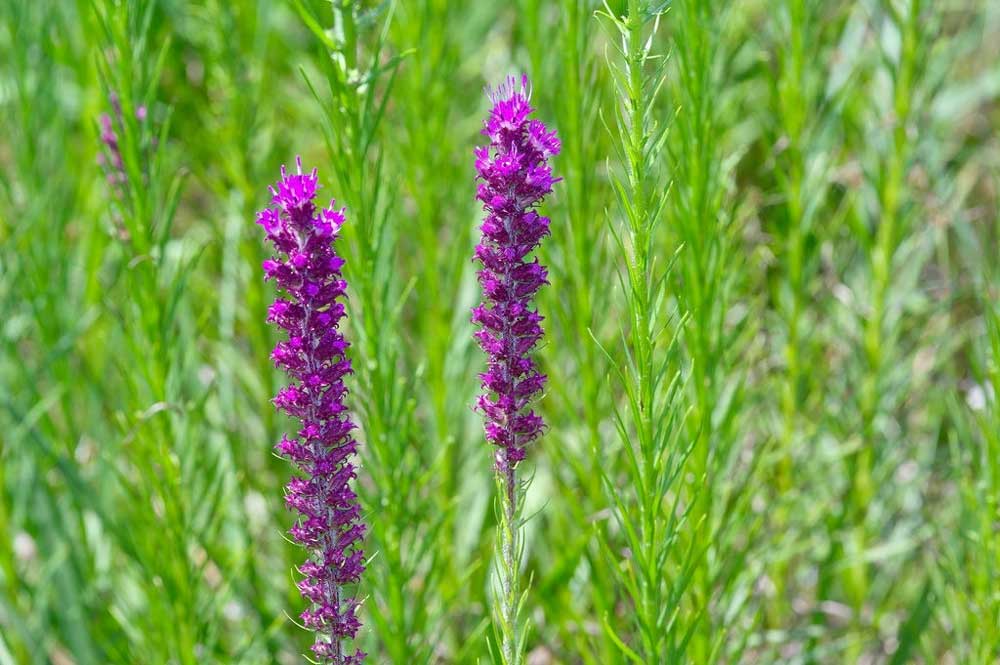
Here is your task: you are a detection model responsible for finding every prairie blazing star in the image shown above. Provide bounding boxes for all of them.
[258,157,366,664]
[97,93,148,238]
[472,74,560,478]
[97,93,148,195]
[472,74,559,664]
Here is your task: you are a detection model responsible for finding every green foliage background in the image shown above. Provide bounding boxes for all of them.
[1,0,998,663]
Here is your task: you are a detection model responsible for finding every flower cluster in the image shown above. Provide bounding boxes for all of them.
[472,75,561,474]
[258,158,366,664]
[97,93,148,197]
[97,93,148,239]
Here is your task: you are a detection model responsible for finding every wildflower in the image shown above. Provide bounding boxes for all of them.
[98,112,125,189]
[472,75,560,476]
[97,93,149,240]
[96,93,148,196]
[472,75,559,664]
[258,157,366,665]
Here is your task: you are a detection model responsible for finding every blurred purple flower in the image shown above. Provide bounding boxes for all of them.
[258,157,366,665]
[97,93,148,194]
[97,93,150,240]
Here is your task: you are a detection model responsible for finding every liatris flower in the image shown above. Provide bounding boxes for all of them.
[97,93,148,240]
[471,74,559,665]
[472,74,560,477]
[97,93,148,196]
[98,112,126,190]
[258,157,366,665]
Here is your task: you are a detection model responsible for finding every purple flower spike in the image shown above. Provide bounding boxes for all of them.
[97,93,149,196]
[98,111,128,210]
[258,157,366,665]
[472,75,560,475]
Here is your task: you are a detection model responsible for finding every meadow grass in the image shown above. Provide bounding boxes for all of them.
[1,0,999,663]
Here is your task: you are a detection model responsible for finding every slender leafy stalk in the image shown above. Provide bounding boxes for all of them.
[763,0,841,628]
[596,2,692,661]
[837,4,928,655]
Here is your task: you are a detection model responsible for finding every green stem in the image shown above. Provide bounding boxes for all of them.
[843,2,920,654]
[625,0,659,656]
[499,460,521,665]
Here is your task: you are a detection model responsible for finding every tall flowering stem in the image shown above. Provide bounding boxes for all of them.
[472,75,560,665]
[258,158,366,664]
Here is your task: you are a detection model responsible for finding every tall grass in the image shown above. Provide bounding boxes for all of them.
[762,0,847,641]
[668,1,760,660]
[2,0,1000,663]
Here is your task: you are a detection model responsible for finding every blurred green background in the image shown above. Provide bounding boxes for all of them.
[1,0,999,663]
